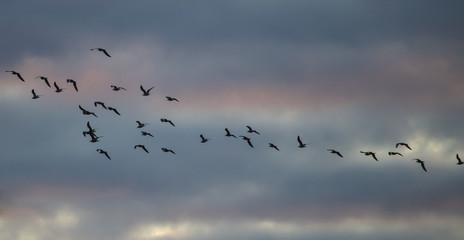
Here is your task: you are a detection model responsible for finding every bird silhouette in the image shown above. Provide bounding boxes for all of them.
[225,128,237,138]
[160,118,175,127]
[269,143,279,151]
[388,152,403,156]
[79,105,97,117]
[66,79,78,92]
[166,96,179,102]
[200,134,209,143]
[31,89,40,99]
[141,131,154,137]
[53,81,64,93]
[246,126,260,135]
[36,76,51,87]
[90,135,103,143]
[396,142,412,150]
[297,135,307,148]
[457,154,463,165]
[110,85,127,91]
[413,159,427,172]
[161,148,176,154]
[140,85,154,96]
[239,136,254,148]
[361,151,378,161]
[97,149,111,160]
[5,70,25,82]
[94,101,107,109]
[134,145,149,153]
[136,121,148,128]
[83,121,96,137]
[107,107,120,115]
[327,149,343,158]
[90,48,111,57]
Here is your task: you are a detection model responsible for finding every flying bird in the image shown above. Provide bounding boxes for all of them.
[269,143,279,151]
[396,142,412,150]
[457,154,463,165]
[53,81,64,93]
[327,149,343,158]
[110,85,127,91]
[134,145,149,153]
[246,126,260,135]
[79,105,98,117]
[97,149,111,160]
[140,85,154,96]
[83,121,97,137]
[5,70,25,82]
[413,159,427,172]
[388,152,403,156]
[90,135,103,143]
[361,151,378,161]
[66,79,78,92]
[31,89,40,99]
[239,136,254,148]
[136,121,148,128]
[160,118,175,127]
[107,107,120,115]
[90,48,111,57]
[94,101,107,109]
[200,134,209,143]
[297,135,307,148]
[225,128,237,138]
[36,76,51,87]
[166,96,179,102]
[161,148,176,154]
[141,131,154,137]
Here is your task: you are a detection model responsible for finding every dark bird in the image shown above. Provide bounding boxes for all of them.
[160,118,175,127]
[457,154,463,165]
[53,81,64,93]
[31,89,40,99]
[66,79,78,92]
[134,145,149,153]
[90,48,111,57]
[5,70,25,82]
[79,105,97,117]
[361,151,378,161]
[413,159,427,172]
[388,152,403,156]
[141,131,154,137]
[239,136,254,148]
[166,96,179,102]
[225,128,237,138]
[107,107,120,115]
[200,134,209,143]
[110,85,127,91]
[90,135,103,143]
[297,135,307,148]
[83,121,96,137]
[140,85,154,96]
[327,149,343,158]
[94,101,107,109]
[246,126,260,135]
[269,143,279,151]
[161,148,176,154]
[36,76,51,87]
[97,149,111,160]
[136,121,148,128]
[396,142,412,150]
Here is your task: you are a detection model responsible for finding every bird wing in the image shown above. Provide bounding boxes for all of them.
[247,139,254,148]
[421,162,427,172]
[169,120,175,127]
[17,73,25,81]
[104,152,111,160]
[297,136,303,145]
[102,49,111,57]
[140,85,146,93]
[146,87,154,93]
[457,154,462,163]
[54,81,59,90]
[73,81,78,92]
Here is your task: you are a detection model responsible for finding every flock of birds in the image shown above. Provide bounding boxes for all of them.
[5,48,464,173]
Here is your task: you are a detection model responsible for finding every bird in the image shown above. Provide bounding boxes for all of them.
[246,126,260,135]
[90,135,103,143]
[160,118,175,127]
[53,81,64,93]
[83,121,97,137]
[161,148,175,154]
[239,136,254,148]
[79,105,98,117]
[36,76,51,87]
[200,134,209,143]
[5,70,25,82]
[140,85,154,96]
[297,135,307,148]
[136,121,148,128]
[166,96,179,102]
[361,151,378,161]
[457,154,463,165]
[90,48,111,57]
[96,149,111,160]
[269,143,279,151]
[107,107,120,115]
[225,128,237,138]
[134,145,149,153]
[141,131,154,137]
[66,79,78,92]
[388,152,403,156]
[31,89,40,99]
[396,142,412,150]
[110,85,127,91]
[413,159,427,172]
[94,101,107,109]
[327,149,343,158]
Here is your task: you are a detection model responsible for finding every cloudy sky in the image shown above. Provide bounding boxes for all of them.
[1,1,464,239]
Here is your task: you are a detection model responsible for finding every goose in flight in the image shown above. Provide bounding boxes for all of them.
[246,126,260,135]
[269,143,279,151]
[97,149,111,160]
[160,118,175,127]
[200,134,209,143]
[239,136,254,148]
[225,128,237,138]
[136,121,148,128]
[94,101,107,109]
[79,105,97,117]
[297,135,307,148]
[54,81,64,93]
[141,131,154,137]
[36,76,51,87]
[31,89,41,99]
[457,154,463,165]
[327,149,343,158]
[396,142,412,150]
[5,70,25,82]
[134,145,149,153]
[66,79,78,92]
[140,85,154,96]
[388,152,403,156]
[90,48,111,57]
[107,107,120,115]
[110,85,127,91]
[413,159,427,172]
[161,148,176,154]
[166,96,179,102]
[361,151,378,161]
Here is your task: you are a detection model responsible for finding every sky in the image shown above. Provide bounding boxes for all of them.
[1,1,464,239]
